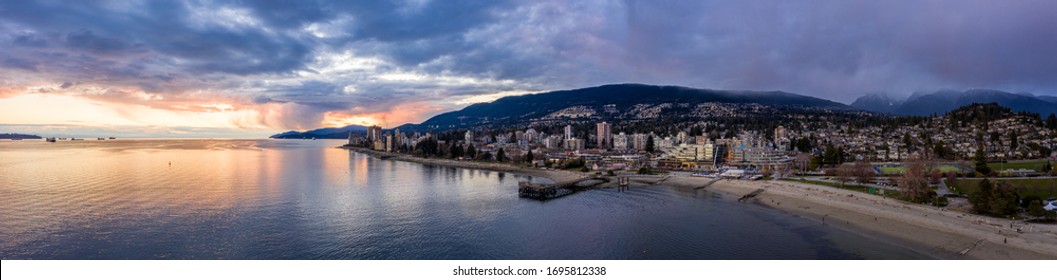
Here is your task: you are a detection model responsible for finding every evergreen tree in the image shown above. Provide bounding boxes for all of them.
[496,148,506,162]
[645,136,655,153]
[974,145,991,176]
[1027,200,1048,220]
[969,179,994,214]
[466,144,477,159]
[1047,113,1057,130]
[525,150,534,163]
[1008,130,1018,150]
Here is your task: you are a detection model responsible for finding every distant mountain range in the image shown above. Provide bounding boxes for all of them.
[278,84,1056,137]
[851,89,1057,116]
[269,125,367,139]
[397,83,855,131]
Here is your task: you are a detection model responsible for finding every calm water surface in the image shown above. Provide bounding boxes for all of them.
[0,139,928,259]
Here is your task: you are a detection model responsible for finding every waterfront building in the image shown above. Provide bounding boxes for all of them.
[524,128,539,143]
[613,132,629,151]
[596,122,612,148]
[367,125,383,142]
[543,135,563,149]
[632,133,649,151]
[664,143,715,161]
[774,125,788,141]
[564,138,585,151]
[659,137,675,151]
[564,125,574,139]
[677,131,688,144]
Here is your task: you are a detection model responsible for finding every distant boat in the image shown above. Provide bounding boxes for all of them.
[58,138,68,140]
[108,137,116,139]
[97,138,106,140]
[11,138,22,141]
[46,138,57,142]
[312,137,317,140]
[71,138,83,141]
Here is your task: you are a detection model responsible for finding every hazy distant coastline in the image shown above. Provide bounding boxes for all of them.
[0,133,41,140]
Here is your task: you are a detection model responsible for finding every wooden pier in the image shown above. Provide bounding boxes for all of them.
[518,177,607,200]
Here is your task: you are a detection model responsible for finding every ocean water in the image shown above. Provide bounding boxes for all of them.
[0,139,928,259]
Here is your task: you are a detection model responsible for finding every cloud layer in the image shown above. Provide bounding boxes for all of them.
[2,0,1055,135]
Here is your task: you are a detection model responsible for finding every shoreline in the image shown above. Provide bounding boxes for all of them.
[340,146,584,183]
[340,146,1057,259]
[661,176,1057,260]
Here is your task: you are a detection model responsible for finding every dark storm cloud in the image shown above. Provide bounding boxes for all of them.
[1,0,1055,130]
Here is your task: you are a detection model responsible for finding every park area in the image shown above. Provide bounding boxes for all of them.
[877,163,968,175]
[946,178,1057,198]
[987,160,1053,172]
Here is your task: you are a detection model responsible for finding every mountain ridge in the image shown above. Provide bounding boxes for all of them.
[269,125,368,139]
[851,89,1057,116]
[398,83,856,131]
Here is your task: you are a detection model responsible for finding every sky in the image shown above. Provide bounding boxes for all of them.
[1,0,1055,137]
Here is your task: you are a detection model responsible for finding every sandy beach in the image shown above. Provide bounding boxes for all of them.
[342,146,1057,259]
[662,176,1057,260]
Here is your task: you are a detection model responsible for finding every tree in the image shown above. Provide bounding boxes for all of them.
[853,159,875,184]
[1008,130,1019,150]
[465,144,477,159]
[835,164,855,187]
[930,170,943,184]
[973,146,991,176]
[898,158,931,203]
[795,153,813,172]
[525,150,535,163]
[450,145,464,159]
[988,183,1018,216]
[969,179,994,214]
[1047,113,1057,130]
[645,136,655,153]
[1027,200,1048,220]
[822,144,841,166]
[969,179,1019,217]
[945,172,958,193]
[932,143,950,159]
[496,148,507,162]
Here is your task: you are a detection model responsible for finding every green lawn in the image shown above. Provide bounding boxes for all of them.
[780,178,900,197]
[947,178,1057,198]
[878,164,966,175]
[936,165,967,173]
[879,166,906,175]
[987,160,1052,172]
